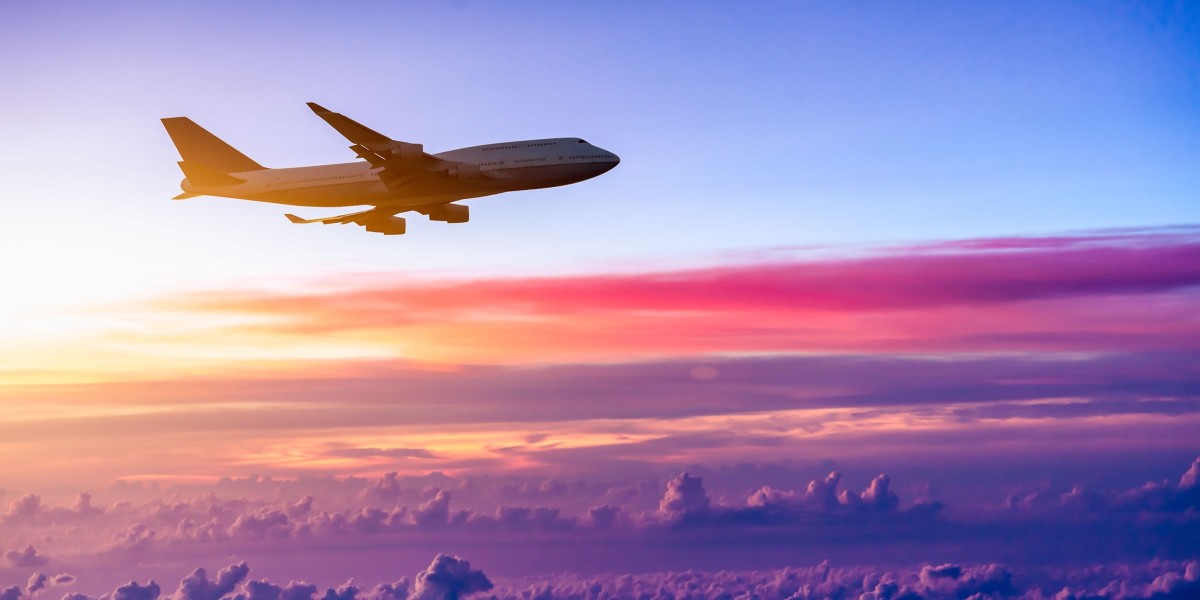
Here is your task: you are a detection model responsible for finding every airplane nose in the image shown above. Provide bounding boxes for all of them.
[600,147,620,168]
[598,154,619,174]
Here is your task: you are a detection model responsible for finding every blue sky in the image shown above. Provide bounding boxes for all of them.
[1,1,1196,287]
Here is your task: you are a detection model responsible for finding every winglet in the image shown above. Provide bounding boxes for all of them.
[304,102,394,150]
[285,213,306,224]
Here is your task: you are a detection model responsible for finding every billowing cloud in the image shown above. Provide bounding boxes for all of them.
[658,472,710,517]
[169,563,249,600]
[655,469,942,531]
[11,556,1199,600]
[6,495,41,520]
[23,574,45,596]
[110,581,160,600]
[409,555,492,600]
[242,580,318,600]
[4,545,48,567]
[412,490,452,529]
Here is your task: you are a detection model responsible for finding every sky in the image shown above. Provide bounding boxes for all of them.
[0,2,1198,599]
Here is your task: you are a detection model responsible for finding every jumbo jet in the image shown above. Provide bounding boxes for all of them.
[161,103,619,235]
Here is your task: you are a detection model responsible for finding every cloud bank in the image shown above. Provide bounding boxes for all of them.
[3,556,1197,600]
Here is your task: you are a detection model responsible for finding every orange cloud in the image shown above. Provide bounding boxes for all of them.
[125,229,1200,368]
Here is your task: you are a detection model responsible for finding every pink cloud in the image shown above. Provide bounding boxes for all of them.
[143,229,1200,363]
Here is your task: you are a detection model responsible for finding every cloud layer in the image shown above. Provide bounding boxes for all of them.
[4,556,1198,600]
[148,228,1200,363]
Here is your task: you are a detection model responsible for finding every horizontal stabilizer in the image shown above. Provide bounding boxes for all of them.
[284,210,378,225]
[178,161,245,186]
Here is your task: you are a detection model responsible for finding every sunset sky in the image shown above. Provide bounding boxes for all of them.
[1,2,1198,599]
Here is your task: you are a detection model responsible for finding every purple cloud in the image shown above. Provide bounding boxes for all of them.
[110,581,160,600]
[409,555,492,600]
[658,472,710,517]
[5,545,48,567]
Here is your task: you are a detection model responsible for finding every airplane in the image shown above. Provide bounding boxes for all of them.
[161,103,620,235]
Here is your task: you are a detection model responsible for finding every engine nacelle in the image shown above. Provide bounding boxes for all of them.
[386,142,424,161]
[448,163,481,180]
[364,216,407,235]
[427,204,469,224]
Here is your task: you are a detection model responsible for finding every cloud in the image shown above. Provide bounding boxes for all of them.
[585,504,622,529]
[1047,457,1200,517]
[412,490,452,529]
[0,461,1196,581]
[241,580,318,600]
[163,563,248,600]
[46,559,485,600]
[3,345,1197,489]
[324,447,437,460]
[110,581,160,600]
[24,575,46,596]
[175,228,1200,328]
[480,559,1198,599]
[101,228,1199,371]
[2,493,105,530]
[6,495,41,520]
[804,471,843,511]
[650,469,944,533]
[227,511,291,540]
[857,474,900,512]
[409,555,492,600]
[745,471,919,519]
[5,545,48,567]
[658,472,710,517]
[1180,457,1200,488]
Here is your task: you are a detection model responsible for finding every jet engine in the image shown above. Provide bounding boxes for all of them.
[427,204,469,224]
[385,142,424,161]
[364,216,407,235]
[448,163,481,180]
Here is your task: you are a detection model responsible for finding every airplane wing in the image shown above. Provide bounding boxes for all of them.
[285,206,410,234]
[306,103,485,194]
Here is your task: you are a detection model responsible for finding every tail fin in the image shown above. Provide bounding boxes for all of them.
[162,117,265,173]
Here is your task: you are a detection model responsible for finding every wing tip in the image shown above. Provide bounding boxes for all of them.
[285,213,305,223]
[306,102,331,114]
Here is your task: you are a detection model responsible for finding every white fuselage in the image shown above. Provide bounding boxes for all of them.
[181,137,620,208]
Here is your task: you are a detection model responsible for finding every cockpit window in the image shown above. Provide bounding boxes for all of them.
[578,139,588,144]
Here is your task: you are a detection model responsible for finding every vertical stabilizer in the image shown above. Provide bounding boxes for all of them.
[161,117,265,173]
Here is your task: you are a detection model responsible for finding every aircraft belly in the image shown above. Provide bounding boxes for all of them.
[229,163,610,208]
[493,162,615,191]
[251,182,392,207]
